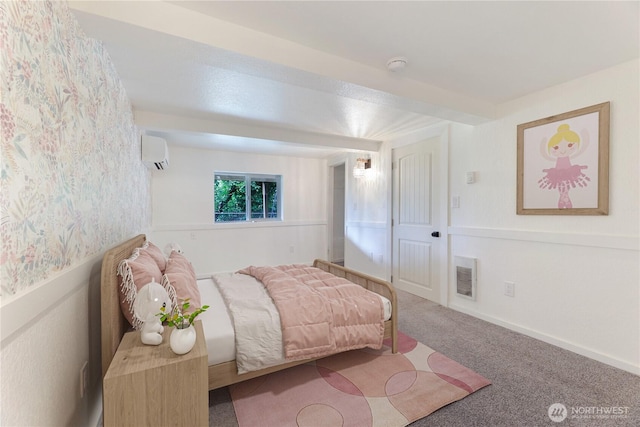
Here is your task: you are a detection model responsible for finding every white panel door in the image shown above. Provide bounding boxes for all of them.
[392,137,441,303]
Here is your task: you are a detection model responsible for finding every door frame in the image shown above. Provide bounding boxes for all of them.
[386,124,450,307]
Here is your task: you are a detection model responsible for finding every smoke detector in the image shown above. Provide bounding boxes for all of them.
[386,56,408,72]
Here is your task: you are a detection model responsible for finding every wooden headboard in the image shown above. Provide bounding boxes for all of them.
[100,234,146,376]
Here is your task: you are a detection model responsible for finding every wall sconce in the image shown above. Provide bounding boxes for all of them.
[353,157,372,178]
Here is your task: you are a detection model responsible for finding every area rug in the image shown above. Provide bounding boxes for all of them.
[230,332,491,427]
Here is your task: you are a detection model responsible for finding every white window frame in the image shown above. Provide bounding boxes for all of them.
[214,172,282,223]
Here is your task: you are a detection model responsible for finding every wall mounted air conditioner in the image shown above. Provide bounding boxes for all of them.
[141,135,169,170]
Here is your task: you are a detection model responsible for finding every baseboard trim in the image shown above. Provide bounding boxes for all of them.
[449,303,640,376]
[89,382,103,427]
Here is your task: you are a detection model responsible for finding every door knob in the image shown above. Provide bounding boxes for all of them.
[431,231,440,238]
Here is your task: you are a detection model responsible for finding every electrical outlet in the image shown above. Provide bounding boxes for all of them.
[80,361,88,398]
[504,281,515,297]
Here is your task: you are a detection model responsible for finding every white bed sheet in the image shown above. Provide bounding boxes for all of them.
[196,273,392,367]
[197,277,236,366]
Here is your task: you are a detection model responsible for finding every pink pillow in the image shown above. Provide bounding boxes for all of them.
[162,251,201,311]
[117,248,164,328]
[142,241,167,272]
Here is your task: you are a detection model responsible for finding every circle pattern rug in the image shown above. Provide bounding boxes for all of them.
[230,332,491,427]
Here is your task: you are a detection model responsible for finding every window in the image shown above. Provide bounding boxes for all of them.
[214,173,282,222]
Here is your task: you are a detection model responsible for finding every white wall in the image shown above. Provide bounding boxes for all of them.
[339,151,389,280]
[447,60,639,374]
[1,256,106,426]
[348,60,639,374]
[148,146,328,273]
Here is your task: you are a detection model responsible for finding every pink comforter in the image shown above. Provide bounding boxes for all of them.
[238,265,384,360]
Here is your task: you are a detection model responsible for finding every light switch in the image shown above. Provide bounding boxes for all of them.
[466,171,476,184]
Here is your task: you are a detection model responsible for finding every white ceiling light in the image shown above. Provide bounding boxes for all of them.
[386,56,408,72]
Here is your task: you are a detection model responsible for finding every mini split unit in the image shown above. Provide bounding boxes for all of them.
[141,135,169,170]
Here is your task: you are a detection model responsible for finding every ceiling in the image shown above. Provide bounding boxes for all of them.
[70,1,639,158]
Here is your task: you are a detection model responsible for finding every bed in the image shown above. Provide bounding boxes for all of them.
[100,234,398,390]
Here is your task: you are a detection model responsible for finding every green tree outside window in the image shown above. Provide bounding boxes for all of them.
[215,173,281,222]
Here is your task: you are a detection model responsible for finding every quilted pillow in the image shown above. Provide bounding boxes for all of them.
[117,248,166,329]
[162,251,201,311]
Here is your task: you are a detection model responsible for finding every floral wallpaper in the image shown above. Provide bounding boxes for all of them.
[0,1,150,296]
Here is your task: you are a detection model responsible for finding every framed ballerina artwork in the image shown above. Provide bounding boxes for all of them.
[517,102,610,215]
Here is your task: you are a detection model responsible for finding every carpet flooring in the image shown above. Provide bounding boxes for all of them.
[209,289,640,426]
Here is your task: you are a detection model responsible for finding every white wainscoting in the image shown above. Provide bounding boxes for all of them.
[448,226,638,251]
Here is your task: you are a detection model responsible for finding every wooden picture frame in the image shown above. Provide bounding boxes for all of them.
[517,102,610,215]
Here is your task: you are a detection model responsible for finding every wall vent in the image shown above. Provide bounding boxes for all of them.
[454,256,477,300]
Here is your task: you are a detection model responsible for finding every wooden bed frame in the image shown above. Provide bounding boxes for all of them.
[101,234,398,390]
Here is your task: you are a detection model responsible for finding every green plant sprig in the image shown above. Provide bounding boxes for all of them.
[157,299,209,329]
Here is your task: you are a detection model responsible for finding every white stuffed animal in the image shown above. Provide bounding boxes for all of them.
[133,280,172,346]
[164,242,183,257]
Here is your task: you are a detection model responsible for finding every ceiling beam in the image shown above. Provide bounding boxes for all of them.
[134,110,382,152]
[69,0,496,125]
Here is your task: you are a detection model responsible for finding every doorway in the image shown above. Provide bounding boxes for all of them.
[330,163,345,265]
[391,137,445,304]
